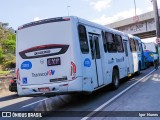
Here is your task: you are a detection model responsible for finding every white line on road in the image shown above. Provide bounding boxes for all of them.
[81,68,157,120]
[21,98,48,108]
[0,97,32,109]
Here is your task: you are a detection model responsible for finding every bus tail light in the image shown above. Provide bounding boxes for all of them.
[71,61,76,80]
[71,62,76,73]
[16,68,19,79]
[16,68,20,81]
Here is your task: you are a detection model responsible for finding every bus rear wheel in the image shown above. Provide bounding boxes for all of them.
[112,69,119,90]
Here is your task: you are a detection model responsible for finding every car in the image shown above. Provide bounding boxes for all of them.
[9,77,17,92]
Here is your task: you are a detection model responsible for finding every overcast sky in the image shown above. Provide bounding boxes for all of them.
[0,0,160,42]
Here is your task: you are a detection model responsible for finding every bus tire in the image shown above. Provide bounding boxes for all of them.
[112,69,119,90]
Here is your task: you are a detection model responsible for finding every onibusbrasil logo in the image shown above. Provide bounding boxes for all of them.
[32,70,55,77]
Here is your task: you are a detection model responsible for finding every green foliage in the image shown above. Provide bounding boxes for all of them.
[0,47,3,62]
[0,25,16,70]
[1,53,15,70]
[0,70,10,75]
[2,39,16,54]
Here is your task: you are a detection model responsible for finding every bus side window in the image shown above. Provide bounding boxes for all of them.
[134,40,140,52]
[78,24,89,54]
[89,36,94,59]
[115,34,124,52]
[129,38,136,52]
[105,32,117,53]
[133,39,137,52]
[94,36,101,59]
[102,31,107,52]
[123,41,128,56]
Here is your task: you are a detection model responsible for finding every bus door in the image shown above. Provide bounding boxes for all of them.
[123,40,131,75]
[89,34,104,88]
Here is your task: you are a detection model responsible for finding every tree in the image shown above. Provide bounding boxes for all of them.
[0,47,3,62]
[2,39,16,54]
[0,24,16,70]
[1,53,15,70]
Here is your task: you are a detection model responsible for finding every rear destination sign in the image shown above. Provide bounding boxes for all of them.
[34,50,50,55]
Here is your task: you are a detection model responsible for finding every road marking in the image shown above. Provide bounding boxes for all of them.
[22,98,48,108]
[0,97,32,109]
[81,68,157,120]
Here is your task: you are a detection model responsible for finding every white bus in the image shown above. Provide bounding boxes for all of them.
[16,16,141,97]
[128,35,145,71]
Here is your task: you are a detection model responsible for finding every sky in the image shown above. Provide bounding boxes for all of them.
[0,0,160,42]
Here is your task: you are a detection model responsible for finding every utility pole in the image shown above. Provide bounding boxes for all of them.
[152,0,160,38]
[67,6,70,16]
[67,0,70,16]
[134,0,137,16]
[152,0,160,63]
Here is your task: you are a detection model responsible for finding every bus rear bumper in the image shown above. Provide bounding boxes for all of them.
[18,91,92,97]
[18,78,90,97]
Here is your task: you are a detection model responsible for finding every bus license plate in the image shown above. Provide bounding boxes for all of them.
[38,87,50,92]
[47,57,61,66]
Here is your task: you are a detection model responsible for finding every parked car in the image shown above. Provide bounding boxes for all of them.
[9,77,17,92]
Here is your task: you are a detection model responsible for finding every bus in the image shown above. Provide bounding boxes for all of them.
[16,16,141,97]
[128,35,146,71]
[143,42,159,67]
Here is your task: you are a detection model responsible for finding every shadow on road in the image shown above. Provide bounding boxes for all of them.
[0,93,19,102]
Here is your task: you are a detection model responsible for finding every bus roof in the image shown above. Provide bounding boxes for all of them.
[18,17,71,30]
[18,16,133,38]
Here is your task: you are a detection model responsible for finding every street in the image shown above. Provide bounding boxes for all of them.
[0,66,159,120]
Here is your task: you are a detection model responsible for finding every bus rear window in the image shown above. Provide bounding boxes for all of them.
[78,25,89,54]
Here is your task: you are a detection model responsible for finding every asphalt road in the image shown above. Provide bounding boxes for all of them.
[0,66,156,120]
[88,66,160,120]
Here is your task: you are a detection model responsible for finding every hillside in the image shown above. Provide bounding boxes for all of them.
[0,24,16,70]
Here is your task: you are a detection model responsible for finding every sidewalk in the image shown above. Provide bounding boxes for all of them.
[90,68,160,120]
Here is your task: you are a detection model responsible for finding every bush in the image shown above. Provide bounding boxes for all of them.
[0,47,3,62]
[1,53,15,70]
[1,61,15,70]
